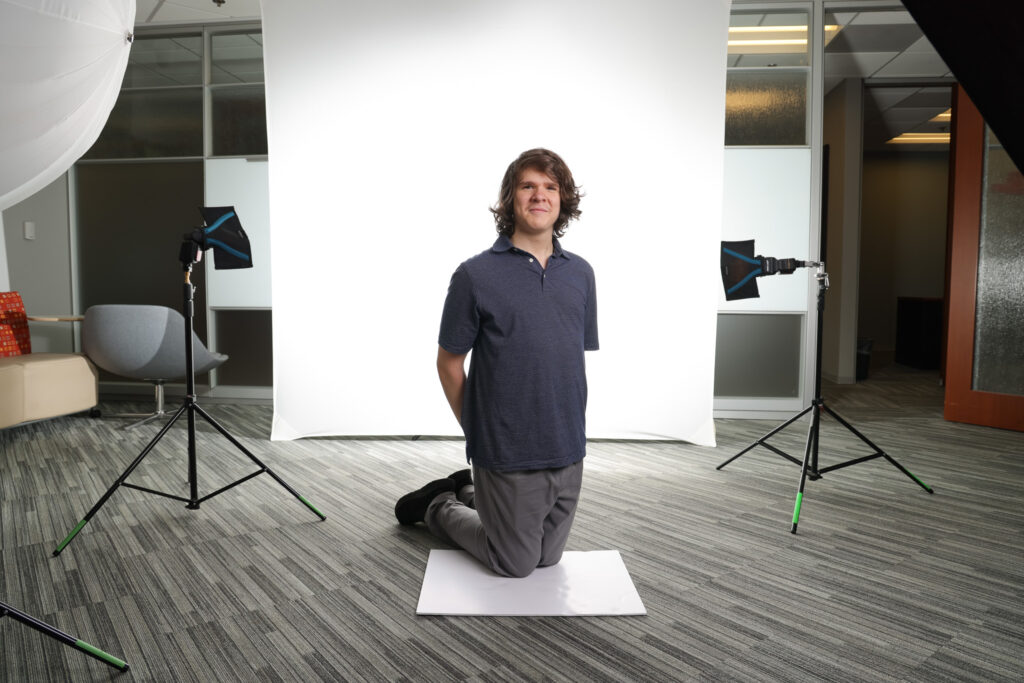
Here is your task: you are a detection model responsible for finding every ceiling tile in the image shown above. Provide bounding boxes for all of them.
[728,13,765,27]
[142,0,261,26]
[883,107,951,125]
[825,12,857,26]
[898,87,952,108]
[825,52,897,78]
[866,87,919,110]
[827,24,922,54]
[136,0,161,23]
[850,10,915,25]
[904,35,940,55]
[874,51,950,78]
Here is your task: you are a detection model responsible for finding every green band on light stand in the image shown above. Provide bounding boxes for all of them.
[55,519,88,553]
[908,470,931,491]
[75,640,128,670]
[792,492,804,526]
[299,496,325,519]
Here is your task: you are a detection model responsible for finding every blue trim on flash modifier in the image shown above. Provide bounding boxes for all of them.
[204,211,236,234]
[205,238,250,261]
[723,247,762,294]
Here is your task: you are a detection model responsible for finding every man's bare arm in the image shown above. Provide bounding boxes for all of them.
[437,346,468,426]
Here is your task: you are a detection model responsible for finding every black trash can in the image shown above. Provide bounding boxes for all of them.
[856,338,873,381]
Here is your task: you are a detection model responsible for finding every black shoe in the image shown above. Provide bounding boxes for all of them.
[395,479,456,525]
[448,469,472,491]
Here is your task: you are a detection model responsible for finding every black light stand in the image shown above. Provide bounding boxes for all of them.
[1,600,128,672]
[54,209,326,555]
[716,242,933,533]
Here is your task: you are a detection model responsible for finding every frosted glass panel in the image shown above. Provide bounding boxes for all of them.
[972,130,1024,396]
[725,70,808,146]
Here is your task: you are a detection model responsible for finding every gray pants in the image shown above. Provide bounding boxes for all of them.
[425,460,584,578]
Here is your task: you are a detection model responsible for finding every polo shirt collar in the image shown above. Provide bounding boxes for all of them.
[492,235,570,259]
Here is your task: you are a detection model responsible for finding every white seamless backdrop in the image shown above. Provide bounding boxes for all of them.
[262,0,729,444]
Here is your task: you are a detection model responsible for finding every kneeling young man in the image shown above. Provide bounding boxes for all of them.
[395,148,599,578]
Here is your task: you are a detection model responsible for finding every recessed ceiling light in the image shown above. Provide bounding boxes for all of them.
[886,132,950,144]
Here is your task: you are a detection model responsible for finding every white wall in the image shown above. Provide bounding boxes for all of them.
[860,150,949,365]
[263,0,731,444]
[821,78,864,384]
[0,214,8,291]
[1,173,75,352]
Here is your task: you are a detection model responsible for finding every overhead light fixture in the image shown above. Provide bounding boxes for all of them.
[729,38,808,47]
[886,132,951,144]
[727,24,841,51]
[930,109,952,122]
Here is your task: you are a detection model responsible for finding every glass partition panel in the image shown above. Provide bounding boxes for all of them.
[214,310,273,386]
[211,31,265,84]
[726,10,810,146]
[728,11,810,67]
[75,161,208,348]
[211,85,268,156]
[84,88,203,159]
[973,128,1024,395]
[714,313,803,397]
[123,34,203,87]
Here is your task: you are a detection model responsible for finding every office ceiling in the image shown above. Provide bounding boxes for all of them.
[136,2,951,151]
[826,9,953,151]
[731,7,952,151]
[136,0,260,24]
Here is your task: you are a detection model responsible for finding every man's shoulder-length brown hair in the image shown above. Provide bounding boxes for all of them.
[490,148,583,238]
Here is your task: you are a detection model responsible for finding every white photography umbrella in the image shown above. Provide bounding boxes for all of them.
[0,0,135,211]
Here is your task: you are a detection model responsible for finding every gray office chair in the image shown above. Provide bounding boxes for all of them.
[82,304,228,429]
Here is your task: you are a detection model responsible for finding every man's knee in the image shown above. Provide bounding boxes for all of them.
[497,560,537,579]
[537,547,564,569]
[490,549,541,578]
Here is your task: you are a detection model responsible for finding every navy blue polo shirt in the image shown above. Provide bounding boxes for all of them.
[439,235,598,472]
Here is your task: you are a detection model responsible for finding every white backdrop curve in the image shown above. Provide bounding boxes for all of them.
[262,0,729,445]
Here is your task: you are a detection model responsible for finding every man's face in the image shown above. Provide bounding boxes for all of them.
[513,168,561,237]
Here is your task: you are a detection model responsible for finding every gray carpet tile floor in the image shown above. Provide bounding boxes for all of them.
[1,366,1022,681]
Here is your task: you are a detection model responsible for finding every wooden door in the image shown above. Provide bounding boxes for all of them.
[944,86,1024,431]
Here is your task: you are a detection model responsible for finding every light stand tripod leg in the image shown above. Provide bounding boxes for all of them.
[192,404,326,520]
[791,403,821,534]
[717,404,814,470]
[53,403,189,555]
[1,601,128,672]
[820,403,934,494]
[187,401,199,508]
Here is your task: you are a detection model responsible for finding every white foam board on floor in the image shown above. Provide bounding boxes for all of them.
[416,549,646,616]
